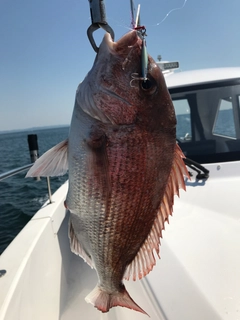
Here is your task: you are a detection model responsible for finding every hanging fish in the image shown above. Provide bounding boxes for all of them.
[26,30,189,315]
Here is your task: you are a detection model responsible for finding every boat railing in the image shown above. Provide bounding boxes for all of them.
[0,134,53,203]
[0,164,33,181]
[0,165,53,203]
[0,164,53,203]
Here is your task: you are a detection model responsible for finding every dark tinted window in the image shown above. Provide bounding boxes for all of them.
[170,80,240,163]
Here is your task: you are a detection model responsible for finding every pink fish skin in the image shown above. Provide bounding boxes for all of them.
[26,30,189,315]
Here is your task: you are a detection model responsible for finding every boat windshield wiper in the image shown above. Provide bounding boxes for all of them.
[183,157,209,180]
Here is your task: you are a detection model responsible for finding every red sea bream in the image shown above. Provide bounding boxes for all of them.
[27,30,189,315]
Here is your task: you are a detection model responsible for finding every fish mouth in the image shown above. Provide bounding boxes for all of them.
[103,30,141,54]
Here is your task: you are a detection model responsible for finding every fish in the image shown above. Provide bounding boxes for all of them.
[26,30,189,315]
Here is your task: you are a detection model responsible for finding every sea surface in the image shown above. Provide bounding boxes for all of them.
[0,126,69,254]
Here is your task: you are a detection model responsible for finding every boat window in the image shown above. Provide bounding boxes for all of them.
[172,99,192,141]
[212,97,236,139]
[169,81,240,163]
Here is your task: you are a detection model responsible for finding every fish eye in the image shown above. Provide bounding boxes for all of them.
[140,77,157,94]
[141,79,152,89]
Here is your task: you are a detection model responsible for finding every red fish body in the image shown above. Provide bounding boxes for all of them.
[27,30,188,315]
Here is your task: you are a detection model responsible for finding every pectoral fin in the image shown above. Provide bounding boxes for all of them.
[26,139,68,177]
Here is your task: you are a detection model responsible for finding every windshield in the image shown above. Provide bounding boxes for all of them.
[169,80,240,163]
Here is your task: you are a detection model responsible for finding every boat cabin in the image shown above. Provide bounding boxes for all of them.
[165,68,240,163]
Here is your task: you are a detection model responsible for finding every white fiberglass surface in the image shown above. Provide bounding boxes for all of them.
[165,68,240,88]
[60,250,164,320]
[146,161,240,320]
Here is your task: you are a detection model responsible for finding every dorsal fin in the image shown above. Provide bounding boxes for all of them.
[124,144,190,281]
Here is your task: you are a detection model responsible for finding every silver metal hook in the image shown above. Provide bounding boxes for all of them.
[130,73,145,87]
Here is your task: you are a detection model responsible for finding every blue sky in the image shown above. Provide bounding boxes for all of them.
[0,0,240,131]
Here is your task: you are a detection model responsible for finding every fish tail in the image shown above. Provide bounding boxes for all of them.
[85,285,148,315]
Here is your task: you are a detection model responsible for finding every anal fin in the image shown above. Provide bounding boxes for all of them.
[68,221,94,269]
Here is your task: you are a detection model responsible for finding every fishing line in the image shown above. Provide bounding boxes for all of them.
[107,16,133,32]
[154,0,188,26]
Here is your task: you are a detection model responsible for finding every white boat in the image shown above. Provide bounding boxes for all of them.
[0,67,240,320]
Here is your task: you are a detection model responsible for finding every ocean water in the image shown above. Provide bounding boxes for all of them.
[0,127,69,254]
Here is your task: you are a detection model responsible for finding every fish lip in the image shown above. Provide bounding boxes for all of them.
[103,30,140,54]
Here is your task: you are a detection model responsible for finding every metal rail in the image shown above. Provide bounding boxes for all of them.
[0,164,52,203]
[0,164,33,182]
[0,133,53,216]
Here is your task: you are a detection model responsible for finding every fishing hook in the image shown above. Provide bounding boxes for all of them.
[130,73,145,87]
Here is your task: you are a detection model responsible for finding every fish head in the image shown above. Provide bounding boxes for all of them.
[77,30,176,131]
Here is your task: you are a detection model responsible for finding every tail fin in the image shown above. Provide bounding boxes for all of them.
[85,285,148,315]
